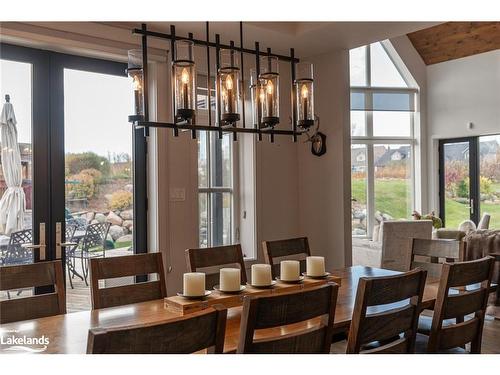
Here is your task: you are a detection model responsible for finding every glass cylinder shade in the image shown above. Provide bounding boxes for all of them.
[173,40,196,121]
[218,49,240,125]
[127,49,144,121]
[249,68,261,127]
[295,62,315,129]
[259,56,280,128]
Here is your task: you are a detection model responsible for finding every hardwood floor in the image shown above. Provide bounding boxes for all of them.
[330,314,500,354]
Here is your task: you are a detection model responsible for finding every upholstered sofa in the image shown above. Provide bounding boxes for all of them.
[352,220,433,271]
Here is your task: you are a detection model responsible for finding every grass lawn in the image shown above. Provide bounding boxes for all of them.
[352,178,500,229]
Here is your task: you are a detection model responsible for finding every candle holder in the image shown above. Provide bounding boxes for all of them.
[173,40,196,122]
[218,48,241,126]
[259,55,280,129]
[295,62,315,129]
[127,49,144,123]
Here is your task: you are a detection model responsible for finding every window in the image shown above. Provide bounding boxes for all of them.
[197,79,237,247]
[350,41,418,237]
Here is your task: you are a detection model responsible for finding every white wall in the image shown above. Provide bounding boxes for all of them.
[426,50,500,212]
[297,49,352,271]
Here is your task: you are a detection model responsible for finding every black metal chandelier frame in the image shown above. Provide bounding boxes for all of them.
[129,22,315,143]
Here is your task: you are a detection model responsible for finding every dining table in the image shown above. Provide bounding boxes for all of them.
[0,265,480,354]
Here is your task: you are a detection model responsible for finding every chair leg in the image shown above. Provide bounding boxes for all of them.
[83,258,89,286]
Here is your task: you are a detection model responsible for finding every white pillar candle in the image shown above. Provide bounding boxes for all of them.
[306,256,325,277]
[251,264,272,286]
[280,260,300,281]
[219,268,241,291]
[183,272,205,296]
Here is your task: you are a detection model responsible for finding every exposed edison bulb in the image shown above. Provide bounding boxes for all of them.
[266,80,274,94]
[181,68,190,84]
[225,75,233,90]
[259,86,266,102]
[133,75,142,90]
[301,84,309,98]
[222,87,228,100]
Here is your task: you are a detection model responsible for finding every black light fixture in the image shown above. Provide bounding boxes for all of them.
[259,54,279,129]
[128,23,320,144]
[295,62,315,129]
[127,49,144,122]
[218,47,241,126]
[173,40,196,122]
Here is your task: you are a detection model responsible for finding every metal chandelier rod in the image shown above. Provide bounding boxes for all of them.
[128,22,316,143]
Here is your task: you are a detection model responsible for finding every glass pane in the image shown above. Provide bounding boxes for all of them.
[199,192,208,247]
[350,111,366,137]
[0,59,34,302]
[374,144,412,223]
[370,42,407,88]
[373,111,412,137]
[221,134,232,187]
[479,135,500,229]
[209,132,232,188]
[198,131,208,188]
[210,192,232,246]
[351,145,367,236]
[64,68,134,312]
[349,46,367,86]
[442,142,471,228]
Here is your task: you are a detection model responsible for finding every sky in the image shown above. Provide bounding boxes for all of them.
[0,60,133,157]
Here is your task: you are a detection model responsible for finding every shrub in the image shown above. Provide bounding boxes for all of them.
[66,152,110,176]
[109,190,132,211]
[480,176,492,195]
[456,178,469,198]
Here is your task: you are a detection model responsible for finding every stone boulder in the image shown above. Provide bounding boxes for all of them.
[85,211,95,222]
[120,209,133,220]
[95,213,106,223]
[91,219,99,225]
[125,184,133,192]
[106,211,123,226]
[123,220,133,230]
[116,234,133,244]
[109,225,125,241]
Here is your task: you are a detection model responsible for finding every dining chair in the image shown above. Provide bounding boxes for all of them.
[87,304,227,354]
[0,260,66,324]
[89,252,167,309]
[185,244,247,290]
[346,268,427,354]
[409,238,464,278]
[415,256,495,353]
[237,283,338,354]
[262,237,311,279]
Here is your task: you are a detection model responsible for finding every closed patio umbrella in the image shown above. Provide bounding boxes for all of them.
[0,95,26,235]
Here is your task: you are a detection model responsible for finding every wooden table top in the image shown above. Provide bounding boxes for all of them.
[0,266,440,354]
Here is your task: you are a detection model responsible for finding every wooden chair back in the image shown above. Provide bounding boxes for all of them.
[409,238,465,278]
[0,260,66,324]
[89,252,167,310]
[346,268,427,354]
[237,283,338,354]
[427,256,495,353]
[262,237,311,279]
[87,305,227,354]
[185,244,247,289]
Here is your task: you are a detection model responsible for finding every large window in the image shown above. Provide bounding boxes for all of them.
[350,41,418,237]
[197,77,236,247]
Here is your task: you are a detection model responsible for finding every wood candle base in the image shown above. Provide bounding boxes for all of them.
[165,275,341,315]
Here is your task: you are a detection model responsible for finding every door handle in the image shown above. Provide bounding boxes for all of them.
[55,222,78,260]
[21,222,46,261]
[469,198,474,215]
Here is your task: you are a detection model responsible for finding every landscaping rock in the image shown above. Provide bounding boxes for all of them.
[91,219,99,225]
[85,211,95,222]
[120,209,133,220]
[125,184,133,192]
[106,211,123,226]
[123,220,133,230]
[95,213,106,223]
[122,227,129,235]
[109,225,125,241]
[116,234,133,244]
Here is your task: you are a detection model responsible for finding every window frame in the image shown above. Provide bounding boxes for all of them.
[350,42,418,239]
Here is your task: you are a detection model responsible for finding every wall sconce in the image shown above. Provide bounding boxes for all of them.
[173,40,196,122]
[218,48,241,126]
[295,62,315,129]
[127,49,144,122]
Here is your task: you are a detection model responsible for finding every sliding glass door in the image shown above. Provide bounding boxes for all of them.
[439,135,500,229]
[0,43,147,311]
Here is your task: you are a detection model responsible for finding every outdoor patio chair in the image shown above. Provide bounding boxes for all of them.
[64,224,82,289]
[66,222,111,286]
[1,229,33,298]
